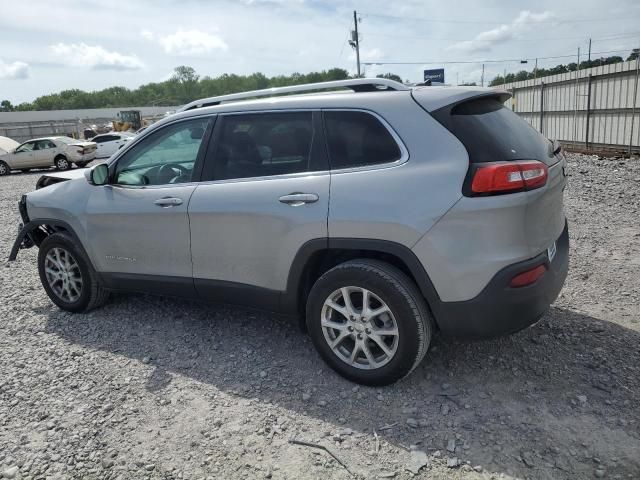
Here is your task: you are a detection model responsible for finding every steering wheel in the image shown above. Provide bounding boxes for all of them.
[158,163,189,184]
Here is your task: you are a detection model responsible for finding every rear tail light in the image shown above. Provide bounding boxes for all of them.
[510,264,547,288]
[471,160,548,195]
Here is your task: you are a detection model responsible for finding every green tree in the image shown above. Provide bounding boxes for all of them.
[0,100,14,111]
[376,73,403,83]
[627,48,639,61]
[11,67,356,111]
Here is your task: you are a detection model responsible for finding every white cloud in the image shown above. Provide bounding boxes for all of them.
[158,29,228,56]
[0,59,30,79]
[140,29,154,40]
[449,11,555,53]
[49,43,144,70]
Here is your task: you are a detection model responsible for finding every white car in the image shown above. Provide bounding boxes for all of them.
[92,133,135,158]
[0,136,97,175]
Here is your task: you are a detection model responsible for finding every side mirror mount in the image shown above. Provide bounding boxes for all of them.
[86,163,109,185]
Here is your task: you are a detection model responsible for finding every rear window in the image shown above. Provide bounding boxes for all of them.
[436,97,555,164]
[324,111,402,169]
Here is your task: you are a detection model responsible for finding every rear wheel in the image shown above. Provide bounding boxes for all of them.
[38,233,109,312]
[0,161,9,176]
[306,259,432,386]
[54,156,70,171]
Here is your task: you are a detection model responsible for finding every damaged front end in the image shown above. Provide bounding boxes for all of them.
[9,195,50,261]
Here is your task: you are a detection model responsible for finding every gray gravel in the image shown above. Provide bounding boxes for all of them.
[1,153,639,479]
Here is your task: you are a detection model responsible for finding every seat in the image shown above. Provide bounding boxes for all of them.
[224,132,264,179]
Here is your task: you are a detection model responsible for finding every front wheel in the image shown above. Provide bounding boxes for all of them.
[0,160,9,176]
[54,156,70,171]
[306,259,432,386]
[38,233,109,312]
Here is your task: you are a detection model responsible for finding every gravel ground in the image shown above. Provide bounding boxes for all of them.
[1,153,639,480]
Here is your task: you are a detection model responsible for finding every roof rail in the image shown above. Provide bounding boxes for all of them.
[178,78,410,112]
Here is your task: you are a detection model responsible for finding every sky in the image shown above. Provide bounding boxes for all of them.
[0,0,639,104]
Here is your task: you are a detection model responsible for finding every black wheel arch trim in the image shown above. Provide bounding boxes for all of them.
[283,237,443,322]
[9,218,94,269]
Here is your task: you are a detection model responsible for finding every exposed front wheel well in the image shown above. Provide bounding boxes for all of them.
[29,223,70,247]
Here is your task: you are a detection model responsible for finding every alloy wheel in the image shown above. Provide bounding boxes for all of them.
[56,158,69,170]
[321,286,399,370]
[44,247,83,303]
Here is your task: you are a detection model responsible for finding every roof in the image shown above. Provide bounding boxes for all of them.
[130,81,512,136]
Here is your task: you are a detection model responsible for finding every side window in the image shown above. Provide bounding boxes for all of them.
[93,136,106,144]
[16,142,35,153]
[114,118,209,186]
[37,140,55,150]
[324,111,402,169]
[213,112,313,181]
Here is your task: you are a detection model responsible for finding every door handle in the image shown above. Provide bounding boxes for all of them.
[154,197,183,207]
[279,193,319,206]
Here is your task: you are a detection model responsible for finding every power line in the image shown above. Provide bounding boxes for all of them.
[362,31,640,43]
[361,49,634,66]
[360,12,638,25]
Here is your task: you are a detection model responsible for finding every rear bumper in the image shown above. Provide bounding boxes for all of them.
[432,220,569,339]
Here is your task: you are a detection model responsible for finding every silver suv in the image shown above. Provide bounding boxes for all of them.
[10,79,569,385]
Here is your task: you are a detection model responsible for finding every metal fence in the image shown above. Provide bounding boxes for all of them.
[499,59,640,154]
[0,121,83,143]
[0,106,179,143]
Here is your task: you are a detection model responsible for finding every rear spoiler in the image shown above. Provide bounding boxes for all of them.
[411,87,512,113]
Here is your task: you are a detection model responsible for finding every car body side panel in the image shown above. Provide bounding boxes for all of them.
[189,172,330,291]
[22,178,94,258]
[84,184,196,277]
[327,97,468,248]
[412,160,567,302]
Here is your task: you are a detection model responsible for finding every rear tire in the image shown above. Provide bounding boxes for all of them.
[0,161,9,176]
[306,259,432,386]
[38,233,109,313]
[54,156,70,171]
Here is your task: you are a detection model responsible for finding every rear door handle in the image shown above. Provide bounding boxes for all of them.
[279,193,319,206]
[154,197,183,207]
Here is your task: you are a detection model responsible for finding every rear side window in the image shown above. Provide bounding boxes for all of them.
[437,97,554,164]
[212,112,313,180]
[324,111,401,169]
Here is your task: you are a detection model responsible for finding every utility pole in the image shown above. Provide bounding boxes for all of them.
[534,58,538,83]
[481,63,485,87]
[588,38,592,62]
[353,10,361,77]
[503,68,506,87]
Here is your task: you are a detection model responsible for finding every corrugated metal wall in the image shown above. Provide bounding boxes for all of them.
[499,59,640,152]
[0,106,179,143]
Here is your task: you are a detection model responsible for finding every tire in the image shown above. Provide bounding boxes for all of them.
[75,162,88,168]
[0,161,9,176]
[38,232,110,313]
[306,259,432,386]
[54,155,70,171]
